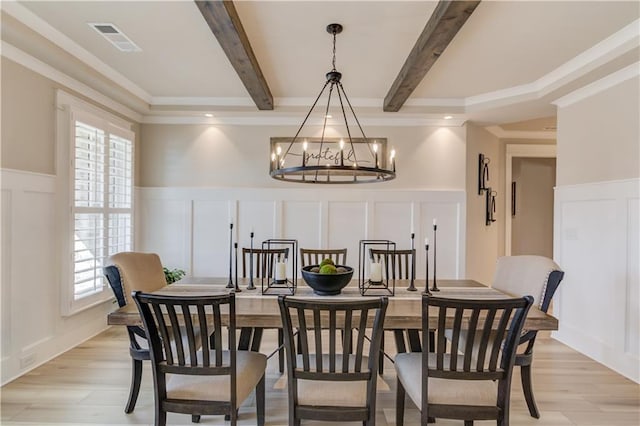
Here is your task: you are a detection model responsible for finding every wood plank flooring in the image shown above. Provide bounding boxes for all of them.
[1,328,638,425]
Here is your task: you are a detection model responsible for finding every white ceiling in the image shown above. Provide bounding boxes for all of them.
[3,0,639,127]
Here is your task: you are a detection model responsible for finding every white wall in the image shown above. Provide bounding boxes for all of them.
[554,71,640,382]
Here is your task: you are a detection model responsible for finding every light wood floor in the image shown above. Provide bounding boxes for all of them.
[1,328,638,426]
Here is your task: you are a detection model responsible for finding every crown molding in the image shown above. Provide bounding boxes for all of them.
[4,1,638,119]
[466,19,640,109]
[140,114,467,127]
[2,0,153,103]
[553,61,640,108]
[485,125,556,140]
[1,42,143,122]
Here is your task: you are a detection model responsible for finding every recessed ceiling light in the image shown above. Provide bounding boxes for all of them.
[204,113,213,118]
[444,115,453,120]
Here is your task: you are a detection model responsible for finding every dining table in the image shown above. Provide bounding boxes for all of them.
[107,277,558,354]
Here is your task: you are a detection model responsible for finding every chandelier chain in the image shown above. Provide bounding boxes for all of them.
[332,30,337,71]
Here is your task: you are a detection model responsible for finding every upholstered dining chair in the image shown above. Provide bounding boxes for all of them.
[369,248,416,373]
[490,255,564,418]
[299,248,348,267]
[278,296,388,426]
[133,291,266,426]
[395,295,533,426]
[242,247,289,373]
[104,251,169,413]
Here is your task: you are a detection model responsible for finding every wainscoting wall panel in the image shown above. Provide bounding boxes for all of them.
[136,188,466,280]
[554,178,639,382]
[0,169,113,385]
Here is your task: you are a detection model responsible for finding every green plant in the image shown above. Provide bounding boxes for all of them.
[163,267,186,284]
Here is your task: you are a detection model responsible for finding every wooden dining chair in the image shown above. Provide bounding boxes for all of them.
[133,291,266,426]
[103,251,169,413]
[369,248,416,373]
[278,296,388,426]
[490,255,564,418]
[242,247,289,373]
[242,247,289,280]
[395,294,533,426]
[299,248,348,267]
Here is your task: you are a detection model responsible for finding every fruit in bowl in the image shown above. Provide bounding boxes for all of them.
[301,262,353,295]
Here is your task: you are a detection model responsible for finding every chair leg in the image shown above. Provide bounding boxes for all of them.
[256,375,266,426]
[378,332,385,375]
[191,414,200,423]
[278,329,285,373]
[464,421,473,426]
[396,379,405,426]
[155,410,166,426]
[521,364,540,418]
[125,358,143,413]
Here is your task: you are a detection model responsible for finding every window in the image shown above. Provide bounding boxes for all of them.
[57,91,135,314]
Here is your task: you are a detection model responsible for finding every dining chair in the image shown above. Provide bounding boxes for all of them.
[395,294,533,426]
[490,255,564,418]
[369,248,416,374]
[242,247,289,280]
[278,296,388,426]
[443,255,564,418]
[299,248,348,267]
[103,251,169,413]
[242,247,289,373]
[133,291,266,426]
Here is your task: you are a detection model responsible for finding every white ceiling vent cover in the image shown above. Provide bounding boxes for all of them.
[89,23,141,52]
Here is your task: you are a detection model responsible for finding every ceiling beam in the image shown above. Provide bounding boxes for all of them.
[383,0,481,112]
[195,1,273,110]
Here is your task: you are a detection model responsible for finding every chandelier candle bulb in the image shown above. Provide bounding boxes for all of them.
[370,262,382,283]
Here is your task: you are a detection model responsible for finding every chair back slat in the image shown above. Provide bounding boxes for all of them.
[424,295,532,379]
[300,248,348,267]
[354,308,368,372]
[313,310,323,372]
[297,307,310,371]
[463,308,480,371]
[369,249,415,280]
[242,248,289,279]
[342,309,353,373]
[329,309,337,372]
[180,304,198,366]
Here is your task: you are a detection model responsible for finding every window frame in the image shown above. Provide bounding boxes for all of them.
[57,90,135,316]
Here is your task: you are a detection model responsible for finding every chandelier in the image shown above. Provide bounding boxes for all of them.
[269,23,396,184]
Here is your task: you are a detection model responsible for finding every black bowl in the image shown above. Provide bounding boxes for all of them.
[301,265,354,295]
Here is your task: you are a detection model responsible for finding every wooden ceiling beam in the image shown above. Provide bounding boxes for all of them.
[383,0,481,112]
[195,0,273,110]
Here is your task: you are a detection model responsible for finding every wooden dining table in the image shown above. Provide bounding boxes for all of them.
[107,277,558,353]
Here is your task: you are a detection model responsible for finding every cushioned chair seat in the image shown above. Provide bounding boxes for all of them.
[395,352,498,407]
[167,350,267,405]
[295,354,369,407]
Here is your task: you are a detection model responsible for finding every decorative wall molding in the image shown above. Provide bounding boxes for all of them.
[136,187,466,282]
[0,168,112,385]
[553,178,640,382]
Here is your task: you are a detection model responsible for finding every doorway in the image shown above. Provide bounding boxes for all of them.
[511,158,556,256]
[505,144,557,256]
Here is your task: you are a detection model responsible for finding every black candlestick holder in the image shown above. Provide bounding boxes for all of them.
[227,223,234,288]
[247,232,256,290]
[234,242,241,292]
[407,233,417,291]
[423,242,430,294]
[431,223,439,292]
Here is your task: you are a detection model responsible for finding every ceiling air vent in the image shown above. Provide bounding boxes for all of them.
[89,22,141,52]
